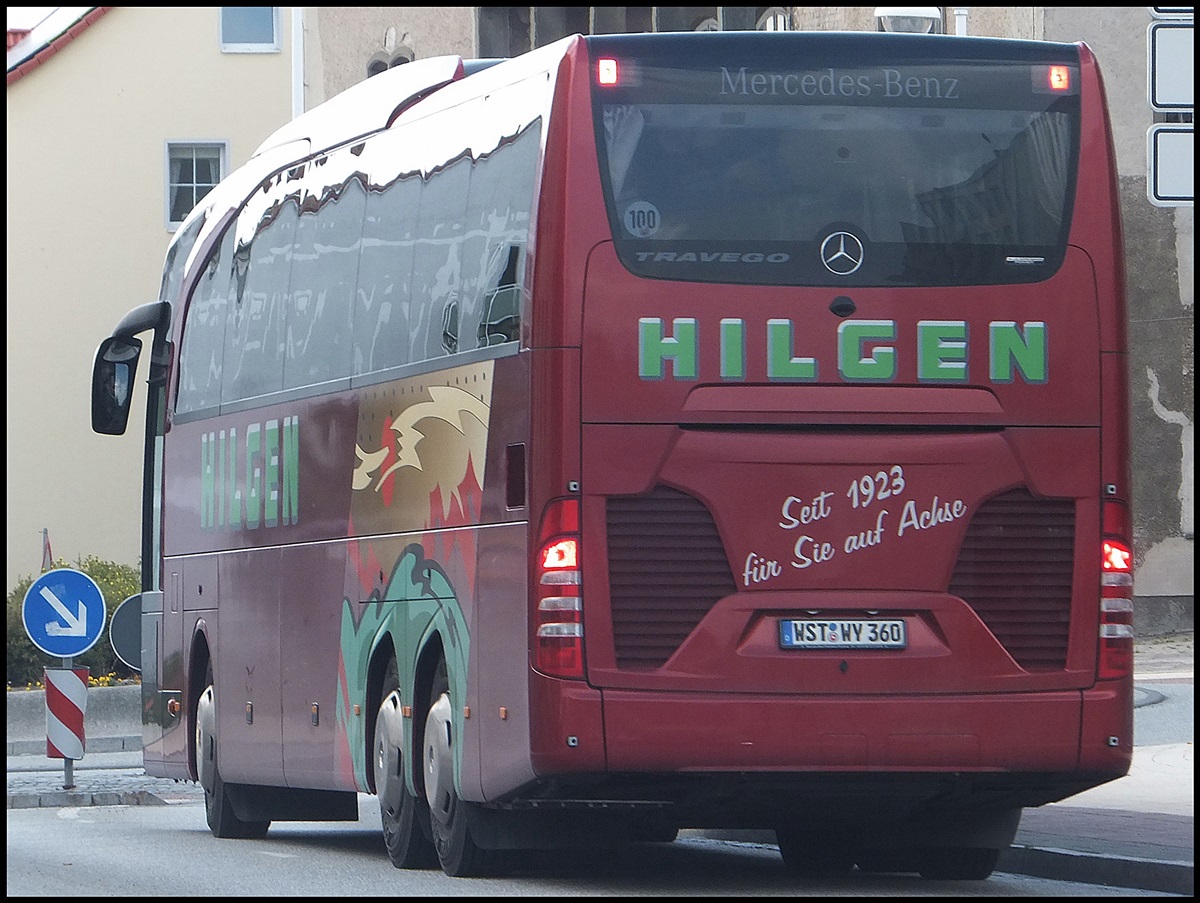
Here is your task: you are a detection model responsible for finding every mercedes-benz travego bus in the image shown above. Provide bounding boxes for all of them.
[91,30,1134,880]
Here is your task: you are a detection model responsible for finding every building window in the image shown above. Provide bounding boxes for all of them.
[479,7,532,57]
[757,7,791,30]
[592,7,654,34]
[874,8,944,34]
[479,8,786,54]
[366,45,414,78]
[166,143,226,229]
[220,7,279,52]
[534,7,591,44]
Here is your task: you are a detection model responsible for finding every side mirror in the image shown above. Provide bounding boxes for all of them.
[91,336,142,435]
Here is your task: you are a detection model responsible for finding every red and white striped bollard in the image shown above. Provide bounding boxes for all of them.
[44,667,88,789]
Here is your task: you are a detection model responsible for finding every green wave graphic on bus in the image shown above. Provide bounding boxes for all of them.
[336,544,470,793]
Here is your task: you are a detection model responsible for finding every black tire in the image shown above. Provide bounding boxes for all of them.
[628,815,679,844]
[424,659,506,877]
[198,665,269,840]
[916,846,1001,880]
[775,827,856,875]
[374,657,438,869]
[856,849,918,874]
[635,825,680,844]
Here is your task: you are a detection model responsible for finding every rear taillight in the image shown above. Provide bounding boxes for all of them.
[1098,500,1133,679]
[534,498,584,679]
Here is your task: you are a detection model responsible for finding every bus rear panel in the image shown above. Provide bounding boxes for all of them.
[523,30,1132,845]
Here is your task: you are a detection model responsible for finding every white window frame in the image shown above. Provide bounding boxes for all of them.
[165,141,228,231]
[757,7,792,31]
[220,7,281,53]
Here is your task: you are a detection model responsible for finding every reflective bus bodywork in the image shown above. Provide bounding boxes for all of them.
[92,32,1132,879]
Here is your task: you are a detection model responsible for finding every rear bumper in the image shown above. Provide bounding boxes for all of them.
[512,683,1130,827]
[500,769,1116,833]
[599,684,1130,776]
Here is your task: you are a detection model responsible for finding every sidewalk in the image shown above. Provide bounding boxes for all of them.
[999,631,1193,894]
[8,633,1193,894]
[1001,741,1192,894]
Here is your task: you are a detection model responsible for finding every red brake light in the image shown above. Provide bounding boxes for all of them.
[542,538,578,570]
[534,499,584,679]
[1098,501,1133,679]
[1102,540,1132,572]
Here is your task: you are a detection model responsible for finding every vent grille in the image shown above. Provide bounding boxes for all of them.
[949,488,1076,671]
[606,486,737,669]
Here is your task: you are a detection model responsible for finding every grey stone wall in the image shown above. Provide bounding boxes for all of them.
[6,684,141,754]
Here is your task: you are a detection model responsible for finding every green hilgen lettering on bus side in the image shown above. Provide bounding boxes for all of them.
[635,318,1048,385]
[200,415,300,530]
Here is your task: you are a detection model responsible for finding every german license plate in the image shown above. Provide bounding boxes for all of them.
[779,618,907,649]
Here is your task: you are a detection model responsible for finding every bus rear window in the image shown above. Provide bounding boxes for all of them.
[591,38,1081,287]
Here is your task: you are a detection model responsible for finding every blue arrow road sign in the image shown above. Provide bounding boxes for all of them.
[22,568,107,658]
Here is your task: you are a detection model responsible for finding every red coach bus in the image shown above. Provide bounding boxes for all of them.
[92,30,1133,880]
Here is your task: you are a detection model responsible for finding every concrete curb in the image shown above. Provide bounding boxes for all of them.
[7,735,142,756]
[998,844,1194,896]
[8,789,168,810]
[694,829,1193,894]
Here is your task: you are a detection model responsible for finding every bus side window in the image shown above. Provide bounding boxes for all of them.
[223,201,295,404]
[413,154,469,362]
[284,155,363,390]
[461,117,539,350]
[159,215,205,308]
[477,246,521,347]
[177,229,235,415]
[354,155,420,376]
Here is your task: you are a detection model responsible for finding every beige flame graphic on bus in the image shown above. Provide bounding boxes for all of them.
[352,384,490,523]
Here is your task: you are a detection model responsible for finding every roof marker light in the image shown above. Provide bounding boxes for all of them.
[598,58,618,86]
[1048,65,1070,91]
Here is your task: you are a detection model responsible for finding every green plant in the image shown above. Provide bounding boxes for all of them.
[7,555,140,689]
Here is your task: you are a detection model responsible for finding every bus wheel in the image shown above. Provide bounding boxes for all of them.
[374,658,437,869]
[916,846,1001,880]
[424,660,505,877]
[196,668,269,839]
[856,848,917,874]
[775,827,855,875]
[631,820,679,844]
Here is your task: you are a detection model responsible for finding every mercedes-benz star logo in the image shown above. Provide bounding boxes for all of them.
[820,231,865,275]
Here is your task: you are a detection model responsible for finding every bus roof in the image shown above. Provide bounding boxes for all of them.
[250,55,467,160]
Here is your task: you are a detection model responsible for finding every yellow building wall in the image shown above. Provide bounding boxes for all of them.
[6,7,294,587]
